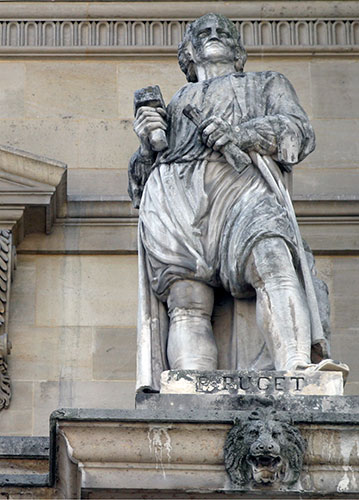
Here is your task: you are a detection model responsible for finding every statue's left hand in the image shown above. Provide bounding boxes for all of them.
[199,116,236,151]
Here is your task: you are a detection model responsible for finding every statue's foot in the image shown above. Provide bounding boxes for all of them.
[314,359,350,383]
[294,359,350,384]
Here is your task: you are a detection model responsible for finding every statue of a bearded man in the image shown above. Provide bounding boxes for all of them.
[128,13,348,392]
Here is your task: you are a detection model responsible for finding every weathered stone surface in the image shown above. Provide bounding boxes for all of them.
[33,380,135,436]
[0,381,33,436]
[10,326,93,382]
[294,165,359,197]
[311,60,359,119]
[0,436,49,458]
[160,370,344,396]
[35,255,138,327]
[332,330,359,389]
[93,327,136,380]
[0,63,25,119]
[332,257,359,330]
[52,401,359,498]
[77,119,137,170]
[25,62,118,120]
[305,119,359,169]
[0,119,77,169]
[0,408,32,436]
[17,220,138,254]
[67,169,129,199]
[0,486,55,499]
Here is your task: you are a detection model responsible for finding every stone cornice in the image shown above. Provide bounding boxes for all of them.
[0,145,67,245]
[0,3,357,57]
[16,201,359,255]
[0,2,359,19]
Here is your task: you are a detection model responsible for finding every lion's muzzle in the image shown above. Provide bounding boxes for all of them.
[248,435,282,484]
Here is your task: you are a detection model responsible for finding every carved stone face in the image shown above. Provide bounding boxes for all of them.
[244,419,284,484]
[190,15,238,66]
[224,408,306,489]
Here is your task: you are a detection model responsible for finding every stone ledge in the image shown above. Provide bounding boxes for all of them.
[16,208,359,255]
[0,473,49,488]
[0,2,358,19]
[50,400,359,498]
[134,394,359,417]
[63,197,359,219]
[0,436,49,458]
[0,46,358,59]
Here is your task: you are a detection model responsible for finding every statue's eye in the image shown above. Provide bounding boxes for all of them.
[218,30,230,38]
[198,30,209,38]
[249,429,259,438]
[272,431,281,439]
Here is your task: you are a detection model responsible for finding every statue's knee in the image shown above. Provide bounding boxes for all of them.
[246,238,295,287]
[167,280,214,315]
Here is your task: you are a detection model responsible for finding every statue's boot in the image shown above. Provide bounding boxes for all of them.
[166,280,218,370]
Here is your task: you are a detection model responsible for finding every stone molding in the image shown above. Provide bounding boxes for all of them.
[0,14,357,57]
[0,145,67,245]
[15,204,359,255]
[0,2,358,20]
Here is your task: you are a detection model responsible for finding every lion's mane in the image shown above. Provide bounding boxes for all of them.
[224,408,306,488]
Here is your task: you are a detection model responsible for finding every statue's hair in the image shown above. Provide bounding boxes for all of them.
[178,13,247,83]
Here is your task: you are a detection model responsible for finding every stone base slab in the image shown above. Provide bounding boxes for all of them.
[160,369,344,396]
[52,401,359,499]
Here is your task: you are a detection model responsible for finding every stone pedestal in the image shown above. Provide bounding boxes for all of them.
[160,369,344,396]
[53,398,359,499]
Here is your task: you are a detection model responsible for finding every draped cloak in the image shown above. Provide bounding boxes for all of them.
[128,71,316,392]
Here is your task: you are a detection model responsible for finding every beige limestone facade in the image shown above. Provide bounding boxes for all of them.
[0,0,357,455]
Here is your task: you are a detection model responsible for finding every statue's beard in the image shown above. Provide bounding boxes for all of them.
[248,454,283,484]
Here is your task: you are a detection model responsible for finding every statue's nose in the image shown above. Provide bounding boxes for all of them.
[252,440,275,453]
[209,28,220,40]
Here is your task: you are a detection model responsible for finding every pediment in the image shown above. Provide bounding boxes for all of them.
[0,170,55,194]
[0,144,67,243]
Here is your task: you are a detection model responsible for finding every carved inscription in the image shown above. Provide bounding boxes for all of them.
[196,373,305,394]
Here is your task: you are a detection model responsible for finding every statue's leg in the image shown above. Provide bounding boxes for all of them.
[167,280,217,370]
[244,237,311,371]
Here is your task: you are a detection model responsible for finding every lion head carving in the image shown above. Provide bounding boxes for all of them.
[224,407,306,488]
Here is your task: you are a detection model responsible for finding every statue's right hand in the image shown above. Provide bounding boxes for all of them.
[134,106,167,153]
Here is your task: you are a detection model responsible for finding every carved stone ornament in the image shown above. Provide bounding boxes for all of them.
[0,230,15,410]
[224,406,306,488]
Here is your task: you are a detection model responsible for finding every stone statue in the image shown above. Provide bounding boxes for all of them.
[129,13,348,392]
